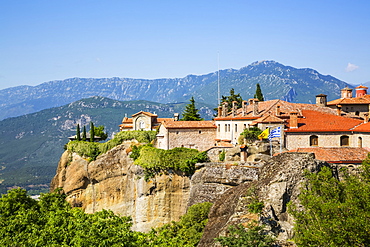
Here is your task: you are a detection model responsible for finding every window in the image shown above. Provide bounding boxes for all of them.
[340,135,349,146]
[358,137,362,148]
[218,124,220,132]
[235,124,238,132]
[355,111,360,116]
[244,124,247,129]
[225,124,227,132]
[139,120,145,129]
[199,130,202,134]
[310,135,318,146]
[228,124,231,132]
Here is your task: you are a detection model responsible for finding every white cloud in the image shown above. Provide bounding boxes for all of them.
[345,63,359,72]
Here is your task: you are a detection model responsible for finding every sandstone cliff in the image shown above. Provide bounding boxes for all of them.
[50,142,259,232]
[51,143,327,245]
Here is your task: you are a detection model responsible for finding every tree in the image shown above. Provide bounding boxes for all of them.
[82,126,87,141]
[90,122,95,142]
[76,124,81,141]
[180,97,204,121]
[239,127,263,143]
[216,88,243,113]
[254,83,264,101]
[94,125,108,141]
[288,158,370,246]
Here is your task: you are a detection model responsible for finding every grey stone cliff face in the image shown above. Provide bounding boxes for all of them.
[198,152,328,247]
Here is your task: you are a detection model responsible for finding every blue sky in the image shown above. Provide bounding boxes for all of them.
[1,0,369,89]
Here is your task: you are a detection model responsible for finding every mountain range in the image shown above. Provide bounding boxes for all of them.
[0,60,351,120]
[0,96,214,194]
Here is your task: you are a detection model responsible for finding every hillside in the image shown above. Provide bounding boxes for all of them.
[0,96,214,194]
[0,60,351,120]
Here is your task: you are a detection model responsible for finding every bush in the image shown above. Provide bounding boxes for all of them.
[134,146,209,180]
[240,127,262,142]
[66,130,156,161]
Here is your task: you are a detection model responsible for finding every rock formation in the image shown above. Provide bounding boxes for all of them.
[51,142,328,245]
[198,152,328,247]
[50,142,260,232]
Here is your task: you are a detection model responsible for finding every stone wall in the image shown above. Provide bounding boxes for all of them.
[167,128,215,151]
[285,132,370,149]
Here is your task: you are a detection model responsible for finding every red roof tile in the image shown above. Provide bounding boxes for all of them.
[286,110,363,132]
[287,147,368,163]
[327,94,370,105]
[162,121,216,129]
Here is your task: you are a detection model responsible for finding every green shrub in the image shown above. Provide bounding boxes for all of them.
[219,150,226,161]
[215,222,275,247]
[240,127,262,142]
[66,130,156,161]
[134,146,209,180]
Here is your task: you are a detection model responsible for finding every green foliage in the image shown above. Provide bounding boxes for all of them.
[90,122,95,142]
[0,188,143,246]
[216,88,243,113]
[240,127,262,142]
[254,83,264,101]
[0,189,212,247]
[76,124,81,141]
[180,96,204,121]
[94,125,108,141]
[219,150,226,161]
[245,187,264,214]
[289,160,370,246]
[134,146,209,180]
[67,130,156,161]
[215,222,276,247]
[146,202,213,246]
[82,125,87,141]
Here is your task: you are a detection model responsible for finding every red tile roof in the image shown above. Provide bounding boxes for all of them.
[286,147,369,163]
[215,99,357,121]
[286,110,363,132]
[162,120,216,129]
[327,94,370,106]
[131,111,158,117]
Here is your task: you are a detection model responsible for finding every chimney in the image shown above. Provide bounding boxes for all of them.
[316,94,327,107]
[290,112,298,128]
[173,113,179,121]
[217,106,222,117]
[364,113,369,123]
[222,102,228,117]
[341,87,353,99]
[355,85,368,98]
[336,105,342,116]
[253,99,259,116]
[276,105,280,115]
[242,100,247,116]
[232,101,237,117]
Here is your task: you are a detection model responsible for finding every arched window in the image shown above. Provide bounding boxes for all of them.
[340,135,349,146]
[358,137,363,148]
[310,135,318,146]
[139,120,145,129]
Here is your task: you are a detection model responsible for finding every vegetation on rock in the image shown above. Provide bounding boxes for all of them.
[67,130,156,161]
[0,188,211,247]
[289,157,370,246]
[240,127,263,143]
[134,146,209,180]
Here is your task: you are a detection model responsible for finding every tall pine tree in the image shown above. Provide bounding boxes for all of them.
[76,124,81,141]
[254,83,264,101]
[90,122,95,142]
[82,126,87,141]
[180,97,204,121]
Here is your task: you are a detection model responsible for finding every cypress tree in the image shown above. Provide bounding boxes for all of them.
[180,97,204,121]
[254,83,264,101]
[76,124,81,141]
[90,122,95,142]
[82,126,87,141]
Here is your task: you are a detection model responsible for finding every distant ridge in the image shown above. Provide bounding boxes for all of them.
[0,96,214,194]
[0,60,351,120]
